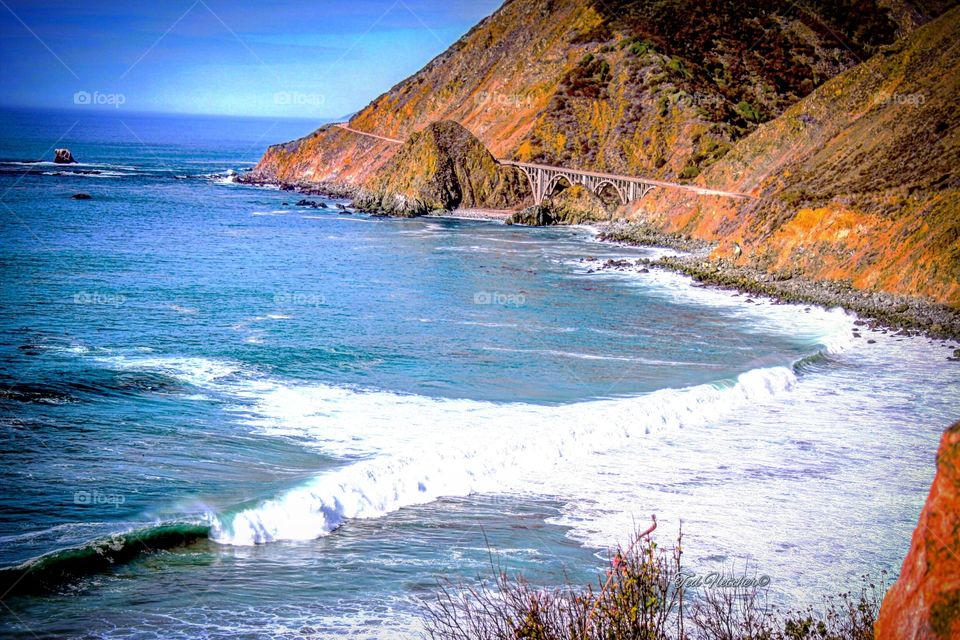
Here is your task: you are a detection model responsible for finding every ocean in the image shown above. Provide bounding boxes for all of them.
[0,108,957,638]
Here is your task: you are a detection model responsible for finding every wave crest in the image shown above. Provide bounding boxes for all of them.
[210,365,797,545]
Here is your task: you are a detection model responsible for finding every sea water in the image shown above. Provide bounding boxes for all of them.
[0,108,957,638]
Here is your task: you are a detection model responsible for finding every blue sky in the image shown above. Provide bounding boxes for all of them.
[0,0,502,118]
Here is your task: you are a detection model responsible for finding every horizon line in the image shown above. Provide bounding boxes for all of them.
[0,104,349,122]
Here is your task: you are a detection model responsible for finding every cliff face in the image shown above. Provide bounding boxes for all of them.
[876,421,960,640]
[512,0,918,178]
[632,7,960,305]
[244,124,397,188]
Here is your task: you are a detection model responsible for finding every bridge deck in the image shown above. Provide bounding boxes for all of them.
[500,160,651,184]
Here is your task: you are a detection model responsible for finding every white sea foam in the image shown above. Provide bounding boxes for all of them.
[84,348,810,548]
[82,294,851,549]
[206,364,799,545]
[567,259,856,355]
[1,161,138,170]
[432,245,496,253]
[40,170,132,178]
[482,346,726,366]
[207,169,240,185]
[168,304,200,315]
[94,354,246,387]
[456,321,521,329]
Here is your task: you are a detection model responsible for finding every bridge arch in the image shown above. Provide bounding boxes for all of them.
[593,179,627,206]
[501,160,659,206]
[545,173,575,200]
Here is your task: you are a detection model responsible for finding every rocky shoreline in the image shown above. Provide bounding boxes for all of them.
[595,222,960,345]
[236,174,360,201]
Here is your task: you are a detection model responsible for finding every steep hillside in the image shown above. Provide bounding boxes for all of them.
[243,124,397,189]
[247,0,931,187]
[632,6,960,305]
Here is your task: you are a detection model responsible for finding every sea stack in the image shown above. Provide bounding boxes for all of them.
[54,148,77,164]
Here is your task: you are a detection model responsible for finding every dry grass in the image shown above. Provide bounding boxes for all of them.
[424,519,884,640]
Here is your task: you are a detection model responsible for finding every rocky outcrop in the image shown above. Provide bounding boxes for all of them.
[508,184,610,225]
[876,421,960,639]
[54,148,76,164]
[352,121,530,216]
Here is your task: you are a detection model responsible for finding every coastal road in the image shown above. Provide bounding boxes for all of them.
[333,122,404,145]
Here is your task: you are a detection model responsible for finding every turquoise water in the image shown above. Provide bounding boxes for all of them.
[1,109,957,638]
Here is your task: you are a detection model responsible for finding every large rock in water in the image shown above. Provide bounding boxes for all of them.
[54,148,77,164]
[352,120,529,216]
[876,421,960,639]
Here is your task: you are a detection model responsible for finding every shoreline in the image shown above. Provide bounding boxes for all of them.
[593,222,960,345]
[235,175,960,344]
[427,207,514,221]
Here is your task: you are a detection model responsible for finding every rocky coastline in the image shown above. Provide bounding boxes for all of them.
[595,222,960,344]
[236,173,360,201]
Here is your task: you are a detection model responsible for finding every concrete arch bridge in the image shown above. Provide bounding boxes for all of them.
[500,160,657,206]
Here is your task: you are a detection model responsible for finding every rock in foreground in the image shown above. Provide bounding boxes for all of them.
[876,421,960,639]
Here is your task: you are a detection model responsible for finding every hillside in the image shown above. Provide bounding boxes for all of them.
[633,6,960,304]
[246,0,935,187]
[243,0,958,305]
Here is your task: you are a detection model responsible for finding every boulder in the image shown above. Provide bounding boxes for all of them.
[876,421,960,639]
[54,148,77,164]
[295,199,328,209]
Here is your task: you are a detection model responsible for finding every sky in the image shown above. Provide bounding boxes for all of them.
[0,0,503,118]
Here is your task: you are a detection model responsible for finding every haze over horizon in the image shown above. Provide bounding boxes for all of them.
[0,0,502,119]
